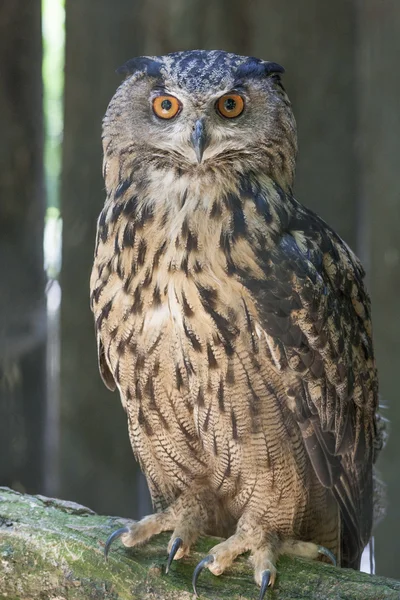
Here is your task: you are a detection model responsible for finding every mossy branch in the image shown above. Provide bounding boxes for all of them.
[0,487,398,600]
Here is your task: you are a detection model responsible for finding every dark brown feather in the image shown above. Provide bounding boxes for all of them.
[236,178,379,566]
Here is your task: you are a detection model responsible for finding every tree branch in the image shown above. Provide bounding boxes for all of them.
[0,488,398,599]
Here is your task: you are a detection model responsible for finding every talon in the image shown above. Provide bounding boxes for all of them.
[192,554,214,597]
[259,569,271,600]
[318,545,336,566]
[165,537,183,574]
[104,526,129,561]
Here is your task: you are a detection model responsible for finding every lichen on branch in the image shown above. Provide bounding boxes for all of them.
[0,488,398,599]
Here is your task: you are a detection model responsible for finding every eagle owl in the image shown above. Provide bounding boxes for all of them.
[90,50,382,597]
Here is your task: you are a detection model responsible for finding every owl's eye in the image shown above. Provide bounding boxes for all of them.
[216,94,245,119]
[152,95,181,119]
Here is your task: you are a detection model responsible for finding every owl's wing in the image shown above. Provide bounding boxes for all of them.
[239,191,379,568]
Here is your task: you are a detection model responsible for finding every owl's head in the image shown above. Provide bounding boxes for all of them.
[103,50,297,190]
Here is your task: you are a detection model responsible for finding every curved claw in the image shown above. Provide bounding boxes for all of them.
[104,526,129,561]
[192,554,214,597]
[318,545,337,566]
[259,569,271,600]
[165,537,183,574]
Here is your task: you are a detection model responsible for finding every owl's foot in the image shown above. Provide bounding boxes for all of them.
[280,539,336,566]
[192,534,278,599]
[192,533,336,599]
[104,510,175,560]
[165,497,210,569]
[104,492,211,568]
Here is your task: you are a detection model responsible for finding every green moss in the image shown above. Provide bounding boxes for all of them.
[0,488,399,600]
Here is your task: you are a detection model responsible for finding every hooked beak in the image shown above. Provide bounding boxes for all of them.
[190,119,208,163]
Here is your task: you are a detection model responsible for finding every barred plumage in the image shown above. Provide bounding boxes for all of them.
[90,50,382,594]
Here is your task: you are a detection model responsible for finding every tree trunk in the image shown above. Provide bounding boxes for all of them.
[0,487,399,600]
[60,0,152,519]
[0,0,46,494]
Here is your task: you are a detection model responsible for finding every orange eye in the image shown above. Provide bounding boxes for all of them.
[216,94,245,118]
[152,95,181,119]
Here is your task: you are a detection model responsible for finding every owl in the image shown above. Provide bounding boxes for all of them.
[90,50,382,598]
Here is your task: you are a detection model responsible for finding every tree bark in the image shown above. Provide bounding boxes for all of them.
[0,0,46,494]
[0,488,399,600]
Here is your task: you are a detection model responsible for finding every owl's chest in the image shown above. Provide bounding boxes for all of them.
[93,175,278,386]
[121,267,239,382]
[99,206,272,400]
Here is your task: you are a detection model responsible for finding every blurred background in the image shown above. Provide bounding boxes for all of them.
[0,0,399,580]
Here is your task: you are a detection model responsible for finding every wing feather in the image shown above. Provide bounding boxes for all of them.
[238,182,379,567]
[97,336,116,392]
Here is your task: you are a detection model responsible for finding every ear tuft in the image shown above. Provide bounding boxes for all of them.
[116,56,163,79]
[235,58,285,81]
